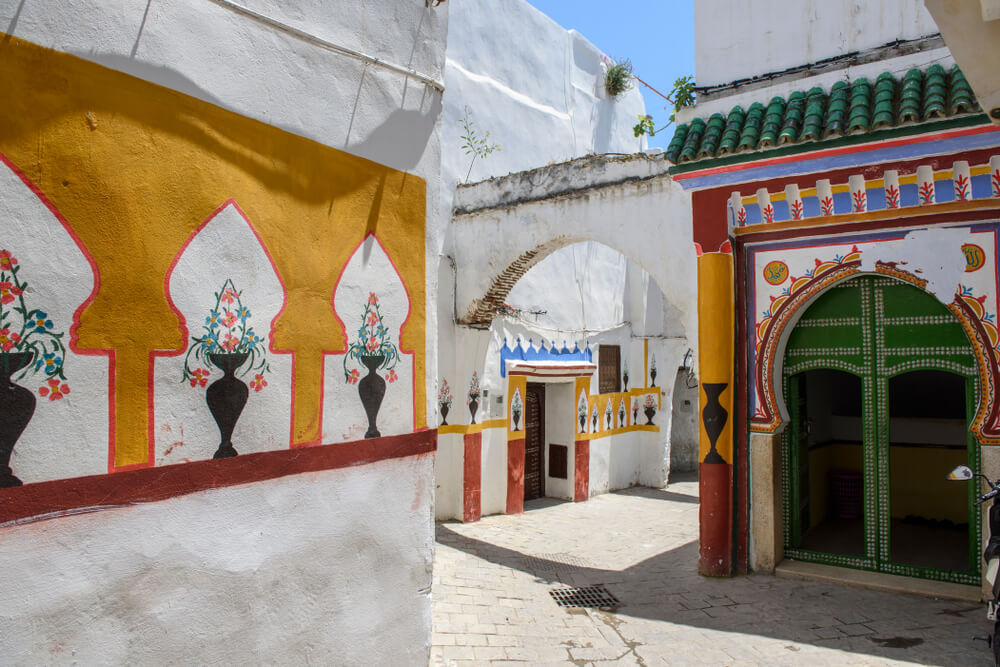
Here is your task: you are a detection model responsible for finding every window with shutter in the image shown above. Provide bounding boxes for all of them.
[598,345,620,394]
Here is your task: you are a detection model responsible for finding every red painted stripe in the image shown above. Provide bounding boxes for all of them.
[507,370,594,378]
[0,429,437,526]
[673,124,1000,181]
[463,431,482,522]
[574,439,589,502]
[506,437,525,514]
[699,462,733,576]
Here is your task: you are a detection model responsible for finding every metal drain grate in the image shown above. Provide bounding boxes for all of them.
[549,585,620,609]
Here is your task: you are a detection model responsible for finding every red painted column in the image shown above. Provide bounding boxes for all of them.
[573,439,589,501]
[697,250,735,577]
[463,431,481,522]
[506,438,525,514]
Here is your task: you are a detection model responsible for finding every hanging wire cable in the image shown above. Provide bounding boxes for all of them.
[206,0,445,92]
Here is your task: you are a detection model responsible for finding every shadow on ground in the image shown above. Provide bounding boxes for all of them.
[436,478,984,665]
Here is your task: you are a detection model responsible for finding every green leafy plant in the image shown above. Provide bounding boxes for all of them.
[633,75,696,137]
[460,107,501,181]
[603,57,634,98]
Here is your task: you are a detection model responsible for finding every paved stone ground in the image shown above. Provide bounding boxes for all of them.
[431,472,990,666]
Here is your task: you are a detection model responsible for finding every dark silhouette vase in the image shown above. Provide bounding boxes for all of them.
[650,367,657,387]
[359,354,386,439]
[702,383,728,464]
[606,412,612,429]
[633,407,638,424]
[440,403,449,426]
[592,413,598,431]
[207,352,249,458]
[579,413,586,432]
[644,406,656,425]
[468,397,478,424]
[623,372,629,391]
[0,352,36,487]
[619,409,625,427]
[512,410,521,431]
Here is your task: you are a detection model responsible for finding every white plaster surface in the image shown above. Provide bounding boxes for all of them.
[434,432,464,521]
[544,382,575,500]
[480,427,508,516]
[693,0,942,88]
[0,454,435,665]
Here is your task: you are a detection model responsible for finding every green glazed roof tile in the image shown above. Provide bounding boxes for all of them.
[718,106,745,155]
[678,117,705,162]
[696,113,726,158]
[737,102,764,151]
[666,64,982,165]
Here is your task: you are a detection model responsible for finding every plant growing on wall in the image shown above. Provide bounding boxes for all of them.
[633,75,695,137]
[460,107,502,182]
[603,57,634,98]
[466,371,481,424]
[438,378,453,426]
[344,292,399,439]
[0,249,71,487]
[182,279,269,458]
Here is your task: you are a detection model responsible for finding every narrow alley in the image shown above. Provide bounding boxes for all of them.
[431,473,986,666]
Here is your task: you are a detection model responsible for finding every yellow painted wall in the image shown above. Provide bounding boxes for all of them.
[0,35,427,469]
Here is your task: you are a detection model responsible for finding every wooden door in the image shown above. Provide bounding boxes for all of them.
[524,383,545,501]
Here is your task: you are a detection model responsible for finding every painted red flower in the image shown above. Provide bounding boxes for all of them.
[38,378,70,401]
[221,286,238,304]
[221,333,239,351]
[366,311,379,327]
[0,328,21,351]
[250,373,268,392]
[0,281,22,305]
[385,369,398,383]
[222,311,238,328]
[365,337,379,352]
[189,368,210,388]
[367,292,378,305]
[0,250,17,271]
[347,368,360,384]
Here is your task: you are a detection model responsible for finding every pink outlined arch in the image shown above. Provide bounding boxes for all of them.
[751,262,1000,443]
[157,199,290,456]
[326,231,417,443]
[0,152,112,470]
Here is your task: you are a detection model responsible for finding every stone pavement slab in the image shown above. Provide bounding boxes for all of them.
[431,473,989,665]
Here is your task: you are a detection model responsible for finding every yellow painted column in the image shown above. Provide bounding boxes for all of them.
[697,251,734,576]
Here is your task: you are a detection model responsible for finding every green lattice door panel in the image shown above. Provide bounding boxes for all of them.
[781,275,981,585]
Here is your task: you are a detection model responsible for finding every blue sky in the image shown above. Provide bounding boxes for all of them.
[526,1,696,148]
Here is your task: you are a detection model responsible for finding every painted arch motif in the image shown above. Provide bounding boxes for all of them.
[750,234,1000,443]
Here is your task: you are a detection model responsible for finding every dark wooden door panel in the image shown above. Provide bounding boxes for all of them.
[524,383,545,501]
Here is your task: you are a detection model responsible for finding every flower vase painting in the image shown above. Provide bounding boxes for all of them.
[158,201,289,466]
[467,371,480,424]
[510,387,522,431]
[578,392,588,433]
[328,233,413,442]
[438,379,453,426]
[182,279,269,458]
[0,249,70,487]
[343,291,399,439]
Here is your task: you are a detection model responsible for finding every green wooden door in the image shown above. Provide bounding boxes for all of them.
[782,275,980,585]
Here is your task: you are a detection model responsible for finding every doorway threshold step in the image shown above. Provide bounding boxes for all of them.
[775,560,980,601]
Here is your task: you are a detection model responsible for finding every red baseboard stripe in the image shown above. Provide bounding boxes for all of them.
[0,429,437,527]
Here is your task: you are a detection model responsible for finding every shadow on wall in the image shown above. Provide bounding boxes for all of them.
[670,368,699,472]
[349,98,443,172]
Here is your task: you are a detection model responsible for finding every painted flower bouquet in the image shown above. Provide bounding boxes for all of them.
[343,292,399,385]
[511,388,522,431]
[438,378,453,425]
[467,371,481,423]
[0,249,70,486]
[0,249,69,395]
[643,393,657,425]
[182,278,269,386]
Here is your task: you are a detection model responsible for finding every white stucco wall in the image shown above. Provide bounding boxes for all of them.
[1,1,446,660]
[694,0,942,88]
[0,454,434,665]
[545,382,576,500]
